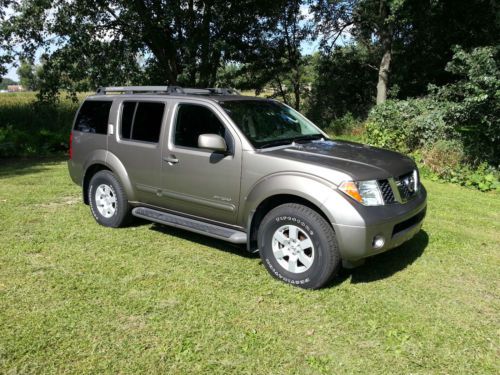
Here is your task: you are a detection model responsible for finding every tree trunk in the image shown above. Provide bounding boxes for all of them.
[376,46,391,104]
[376,0,392,104]
[293,81,300,110]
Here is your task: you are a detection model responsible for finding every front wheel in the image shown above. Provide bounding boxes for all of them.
[258,203,340,289]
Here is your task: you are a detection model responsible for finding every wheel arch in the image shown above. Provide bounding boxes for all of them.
[82,164,111,204]
[82,152,135,204]
[247,193,334,252]
[242,173,339,252]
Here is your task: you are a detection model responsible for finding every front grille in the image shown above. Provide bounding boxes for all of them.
[392,207,426,237]
[378,179,395,204]
[396,171,418,201]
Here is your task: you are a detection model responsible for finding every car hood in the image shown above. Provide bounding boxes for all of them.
[262,139,416,181]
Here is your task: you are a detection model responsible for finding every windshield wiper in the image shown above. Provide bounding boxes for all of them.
[291,134,325,143]
[258,134,326,149]
[258,139,295,149]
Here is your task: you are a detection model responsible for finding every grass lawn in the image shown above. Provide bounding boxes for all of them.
[0,158,498,374]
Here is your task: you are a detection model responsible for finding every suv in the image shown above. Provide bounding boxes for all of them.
[68,86,426,289]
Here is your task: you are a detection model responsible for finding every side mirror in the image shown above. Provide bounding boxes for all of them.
[198,134,227,153]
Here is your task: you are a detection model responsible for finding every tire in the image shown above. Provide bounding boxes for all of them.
[258,203,340,289]
[88,170,131,228]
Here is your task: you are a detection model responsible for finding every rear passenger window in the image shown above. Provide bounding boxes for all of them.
[120,101,165,143]
[74,100,112,134]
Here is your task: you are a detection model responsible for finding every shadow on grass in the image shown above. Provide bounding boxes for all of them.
[332,230,429,286]
[0,155,67,178]
[149,223,259,259]
[149,223,428,286]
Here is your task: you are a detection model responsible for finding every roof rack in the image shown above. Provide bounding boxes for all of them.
[95,86,241,96]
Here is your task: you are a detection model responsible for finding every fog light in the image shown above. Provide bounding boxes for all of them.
[373,235,385,249]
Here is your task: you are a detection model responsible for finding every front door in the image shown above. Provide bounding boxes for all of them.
[159,102,242,225]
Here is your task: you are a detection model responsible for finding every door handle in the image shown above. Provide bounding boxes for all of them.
[163,156,179,164]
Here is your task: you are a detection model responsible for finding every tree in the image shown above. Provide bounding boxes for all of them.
[0,0,14,76]
[1,0,285,97]
[307,45,377,126]
[0,77,17,90]
[16,59,38,90]
[312,0,499,105]
[230,0,312,110]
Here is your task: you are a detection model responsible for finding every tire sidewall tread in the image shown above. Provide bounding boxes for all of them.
[258,203,340,289]
[89,170,131,228]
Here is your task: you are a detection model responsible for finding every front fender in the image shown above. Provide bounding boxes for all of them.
[239,172,338,228]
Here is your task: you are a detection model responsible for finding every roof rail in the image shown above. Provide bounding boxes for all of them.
[95,86,241,96]
[95,86,183,95]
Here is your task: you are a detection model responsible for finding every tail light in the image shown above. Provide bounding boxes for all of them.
[69,131,73,160]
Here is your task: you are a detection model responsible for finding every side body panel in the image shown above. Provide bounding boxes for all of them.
[158,99,244,224]
[237,150,352,228]
[106,98,169,206]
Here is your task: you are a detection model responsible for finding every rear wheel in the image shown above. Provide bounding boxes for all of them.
[89,170,131,227]
[258,203,340,289]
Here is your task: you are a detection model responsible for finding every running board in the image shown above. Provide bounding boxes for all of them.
[132,207,247,244]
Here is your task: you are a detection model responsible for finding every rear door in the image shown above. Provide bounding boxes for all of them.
[108,99,168,206]
[159,100,242,225]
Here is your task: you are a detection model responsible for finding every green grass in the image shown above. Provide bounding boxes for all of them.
[0,159,499,374]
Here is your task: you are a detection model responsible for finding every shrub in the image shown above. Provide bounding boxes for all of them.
[421,140,464,178]
[0,92,81,157]
[431,46,500,166]
[326,113,362,136]
[364,98,455,154]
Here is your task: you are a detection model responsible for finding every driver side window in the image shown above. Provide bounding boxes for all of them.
[174,104,231,150]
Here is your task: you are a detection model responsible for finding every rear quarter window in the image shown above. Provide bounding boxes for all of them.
[74,100,113,134]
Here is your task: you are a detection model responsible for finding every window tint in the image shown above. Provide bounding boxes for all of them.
[132,102,164,142]
[74,100,112,134]
[174,104,229,149]
[121,102,136,139]
[120,101,165,143]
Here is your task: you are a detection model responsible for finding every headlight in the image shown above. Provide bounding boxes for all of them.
[339,180,384,206]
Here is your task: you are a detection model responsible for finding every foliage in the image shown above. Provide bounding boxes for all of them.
[0,159,499,373]
[420,140,464,179]
[365,98,455,153]
[325,112,362,136]
[16,59,40,91]
[0,77,17,90]
[430,46,500,166]
[417,148,500,192]
[227,0,312,110]
[1,0,288,98]
[0,92,80,157]
[364,45,500,191]
[307,45,377,127]
[390,0,499,98]
[311,0,499,105]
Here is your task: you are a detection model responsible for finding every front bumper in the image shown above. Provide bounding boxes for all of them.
[330,185,427,261]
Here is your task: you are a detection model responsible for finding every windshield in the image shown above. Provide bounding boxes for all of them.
[219,100,325,148]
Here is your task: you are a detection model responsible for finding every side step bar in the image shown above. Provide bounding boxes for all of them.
[132,207,247,244]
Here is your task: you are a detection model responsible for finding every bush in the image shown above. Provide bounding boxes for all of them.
[430,46,500,166]
[364,46,499,192]
[421,140,464,179]
[0,92,81,157]
[326,113,362,136]
[365,98,455,154]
